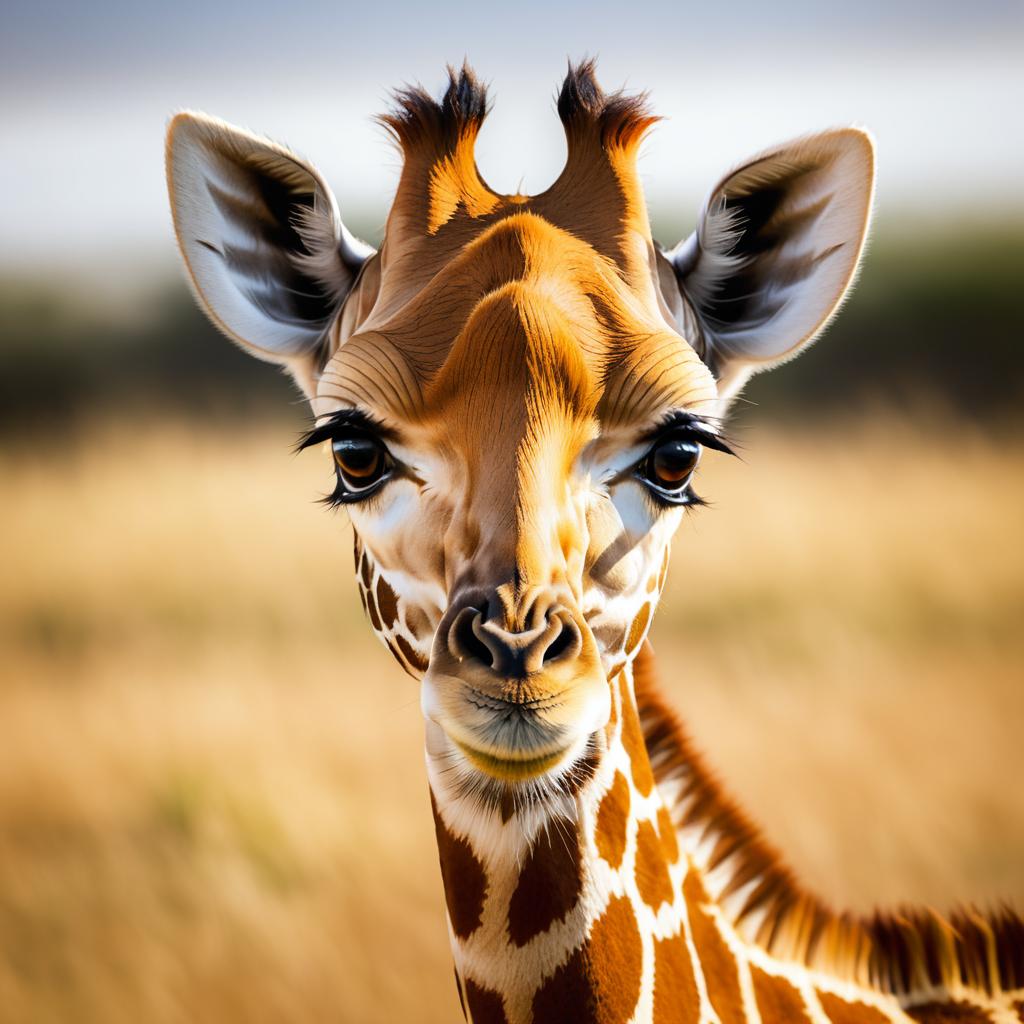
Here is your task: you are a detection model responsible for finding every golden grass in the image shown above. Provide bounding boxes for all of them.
[0,416,1021,1022]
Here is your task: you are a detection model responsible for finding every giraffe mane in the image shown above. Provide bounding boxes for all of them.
[633,651,1024,1001]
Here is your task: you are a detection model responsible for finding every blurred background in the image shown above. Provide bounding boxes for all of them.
[1,1,1022,1021]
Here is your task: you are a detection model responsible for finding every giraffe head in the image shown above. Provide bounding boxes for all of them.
[166,62,874,812]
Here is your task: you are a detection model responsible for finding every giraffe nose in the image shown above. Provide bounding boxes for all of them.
[447,596,583,679]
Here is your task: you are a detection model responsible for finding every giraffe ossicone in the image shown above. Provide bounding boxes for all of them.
[166,61,1023,1024]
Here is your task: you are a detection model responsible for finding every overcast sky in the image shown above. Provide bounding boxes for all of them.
[3,0,1022,277]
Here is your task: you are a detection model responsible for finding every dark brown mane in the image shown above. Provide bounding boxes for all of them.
[379,62,490,152]
[556,58,660,150]
[634,647,1024,999]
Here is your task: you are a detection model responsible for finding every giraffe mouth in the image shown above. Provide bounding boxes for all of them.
[451,738,571,781]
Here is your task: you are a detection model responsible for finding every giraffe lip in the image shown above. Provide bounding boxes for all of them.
[452,738,570,781]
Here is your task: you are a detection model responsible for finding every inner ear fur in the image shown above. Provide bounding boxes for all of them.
[665,128,875,398]
[165,111,374,394]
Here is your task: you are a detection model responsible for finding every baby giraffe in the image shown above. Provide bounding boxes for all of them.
[166,62,1022,1023]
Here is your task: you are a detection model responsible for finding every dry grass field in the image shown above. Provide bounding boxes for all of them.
[1,415,1022,1023]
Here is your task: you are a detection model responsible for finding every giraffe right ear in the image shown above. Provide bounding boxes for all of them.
[664,128,875,402]
[165,111,374,397]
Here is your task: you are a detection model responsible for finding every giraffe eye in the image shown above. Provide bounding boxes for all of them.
[638,438,701,503]
[332,436,392,496]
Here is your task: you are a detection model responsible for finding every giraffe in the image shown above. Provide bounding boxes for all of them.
[165,62,1024,1023]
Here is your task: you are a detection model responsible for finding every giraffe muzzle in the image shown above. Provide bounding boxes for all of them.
[420,587,610,782]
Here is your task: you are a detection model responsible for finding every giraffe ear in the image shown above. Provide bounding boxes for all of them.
[664,128,875,400]
[165,111,375,397]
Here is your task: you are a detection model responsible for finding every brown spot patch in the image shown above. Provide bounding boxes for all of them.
[375,575,399,626]
[619,673,654,797]
[595,772,630,869]
[396,633,429,672]
[365,588,382,630]
[683,870,745,1024]
[464,978,508,1024]
[751,965,811,1023]
[508,817,582,946]
[906,1003,993,1023]
[635,819,673,910]
[530,895,642,1024]
[404,603,432,640]
[431,798,487,939]
[385,636,406,667]
[359,551,372,588]
[1014,1000,1024,1023]
[653,931,700,1023]
[531,946,595,1024]
[357,585,367,613]
[587,895,643,1023]
[818,991,898,1024]
[657,805,679,863]
[625,602,651,654]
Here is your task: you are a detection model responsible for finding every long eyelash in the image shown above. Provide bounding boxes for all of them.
[294,408,384,453]
[651,411,737,456]
[319,478,351,510]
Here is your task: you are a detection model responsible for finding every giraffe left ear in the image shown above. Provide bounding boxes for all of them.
[664,128,875,400]
[166,111,375,398]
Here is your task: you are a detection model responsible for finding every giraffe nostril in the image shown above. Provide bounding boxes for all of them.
[445,598,583,678]
[543,615,581,666]
[448,606,495,669]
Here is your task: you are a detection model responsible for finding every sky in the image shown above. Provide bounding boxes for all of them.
[3,0,1022,278]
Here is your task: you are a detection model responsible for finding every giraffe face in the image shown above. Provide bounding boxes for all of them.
[305,224,723,797]
[168,64,874,806]
[345,433,697,794]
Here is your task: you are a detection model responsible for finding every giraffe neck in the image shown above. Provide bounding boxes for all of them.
[426,657,706,1023]
[426,647,1024,1023]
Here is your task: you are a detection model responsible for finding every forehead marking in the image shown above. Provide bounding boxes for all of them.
[318,211,717,429]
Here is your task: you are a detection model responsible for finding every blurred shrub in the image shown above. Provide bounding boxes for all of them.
[0,278,299,435]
